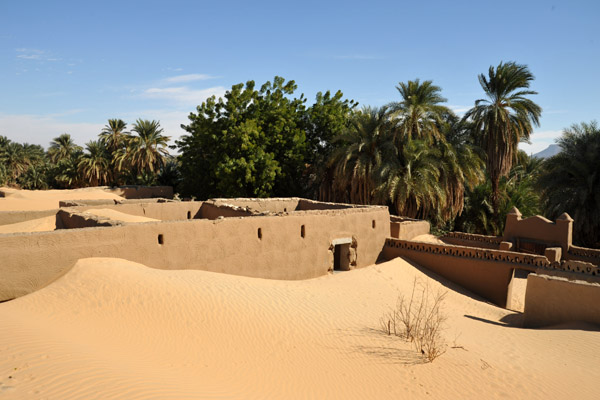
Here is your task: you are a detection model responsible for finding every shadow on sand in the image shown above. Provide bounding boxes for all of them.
[343,327,427,366]
[464,314,600,332]
[464,313,523,328]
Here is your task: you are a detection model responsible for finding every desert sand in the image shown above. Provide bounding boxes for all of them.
[0,187,124,211]
[0,215,58,234]
[1,257,599,399]
[82,208,159,223]
[1,189,599,399]
[412,233,447,244]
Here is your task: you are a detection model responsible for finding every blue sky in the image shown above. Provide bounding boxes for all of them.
[1,0,598,154]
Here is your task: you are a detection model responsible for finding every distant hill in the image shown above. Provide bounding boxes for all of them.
[533,144,561,159]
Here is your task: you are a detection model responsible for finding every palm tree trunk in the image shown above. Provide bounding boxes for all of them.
[491,174,500,219]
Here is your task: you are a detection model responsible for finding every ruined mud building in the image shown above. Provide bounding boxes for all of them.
[1,187,599,328]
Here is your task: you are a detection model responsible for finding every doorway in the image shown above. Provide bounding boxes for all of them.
[332,238,352,271]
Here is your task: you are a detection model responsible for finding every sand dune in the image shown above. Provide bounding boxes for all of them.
[83,208,159,223]
[1,257,598,399]
[0,187,123,211]
[0,215,57,234]
[412,233,446,244]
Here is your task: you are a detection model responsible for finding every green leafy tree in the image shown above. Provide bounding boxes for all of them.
[464,61,542,216]
[305,91,357,200]
[178,77,310,199]
[538,121,600,246]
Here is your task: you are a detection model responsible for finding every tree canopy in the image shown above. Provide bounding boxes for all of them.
[177,76,356,199]
[464,61,542,216]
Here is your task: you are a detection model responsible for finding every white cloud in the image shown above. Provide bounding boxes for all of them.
[0,113,103,149]
[0,111,189,154]
[448,105,471,115]
[141,86,226,105]
[519,129,563,155]
[15,48,60,62]
[529,129,563,140]
[164,74,214,83]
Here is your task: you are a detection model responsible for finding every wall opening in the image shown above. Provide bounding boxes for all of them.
[284,208,287,212]
[158,234,164,245]
[333,243,351,271]
[372,220,376,229]
[258,228,262,240]
[301,225,305,238]
[187,211,191,219]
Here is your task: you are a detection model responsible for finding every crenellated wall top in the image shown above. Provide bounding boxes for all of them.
[384,238,600,278]
[442,232,503,245]
[503,208,573,252]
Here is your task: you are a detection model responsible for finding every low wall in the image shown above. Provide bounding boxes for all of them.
[103,185,173,199]
[383,238,548,307]
[199,201,260,219]
[58,209,122,229]
[297,199,354,211]
[59,199,120,207]
[390,219,430,240]
[210,198,359,213]
[566,245,600,266]
[67,201,204,221]
[213,198,302,213]
[383,238,600,309]
[0,206,390,301]
[441,232,503,250]
[523,274,600,328]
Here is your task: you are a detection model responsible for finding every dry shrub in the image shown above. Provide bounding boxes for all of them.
[380,278,448,362]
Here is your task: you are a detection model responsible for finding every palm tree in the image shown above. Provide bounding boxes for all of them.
[328,107,395,204]
[119,119,170,181]
[20,165,48,190]
[48,133,82,164]
[99,119,130,185]
[3,142,28,182]
[52,149,84,189]
[388,79,450,143]
[538,121,600,246]
[455,153,542,236]
[78,140,111,186]
[464,61,542,216]
[376,139,447,220]
[99,119,129,153]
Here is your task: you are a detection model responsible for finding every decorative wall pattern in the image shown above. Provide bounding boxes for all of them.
[384,238,600,277]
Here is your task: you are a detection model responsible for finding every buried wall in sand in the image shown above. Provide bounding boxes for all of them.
[384,207,600,311]
[523,273,600,328]
[0,198,389,301]
[383,238,600,309]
